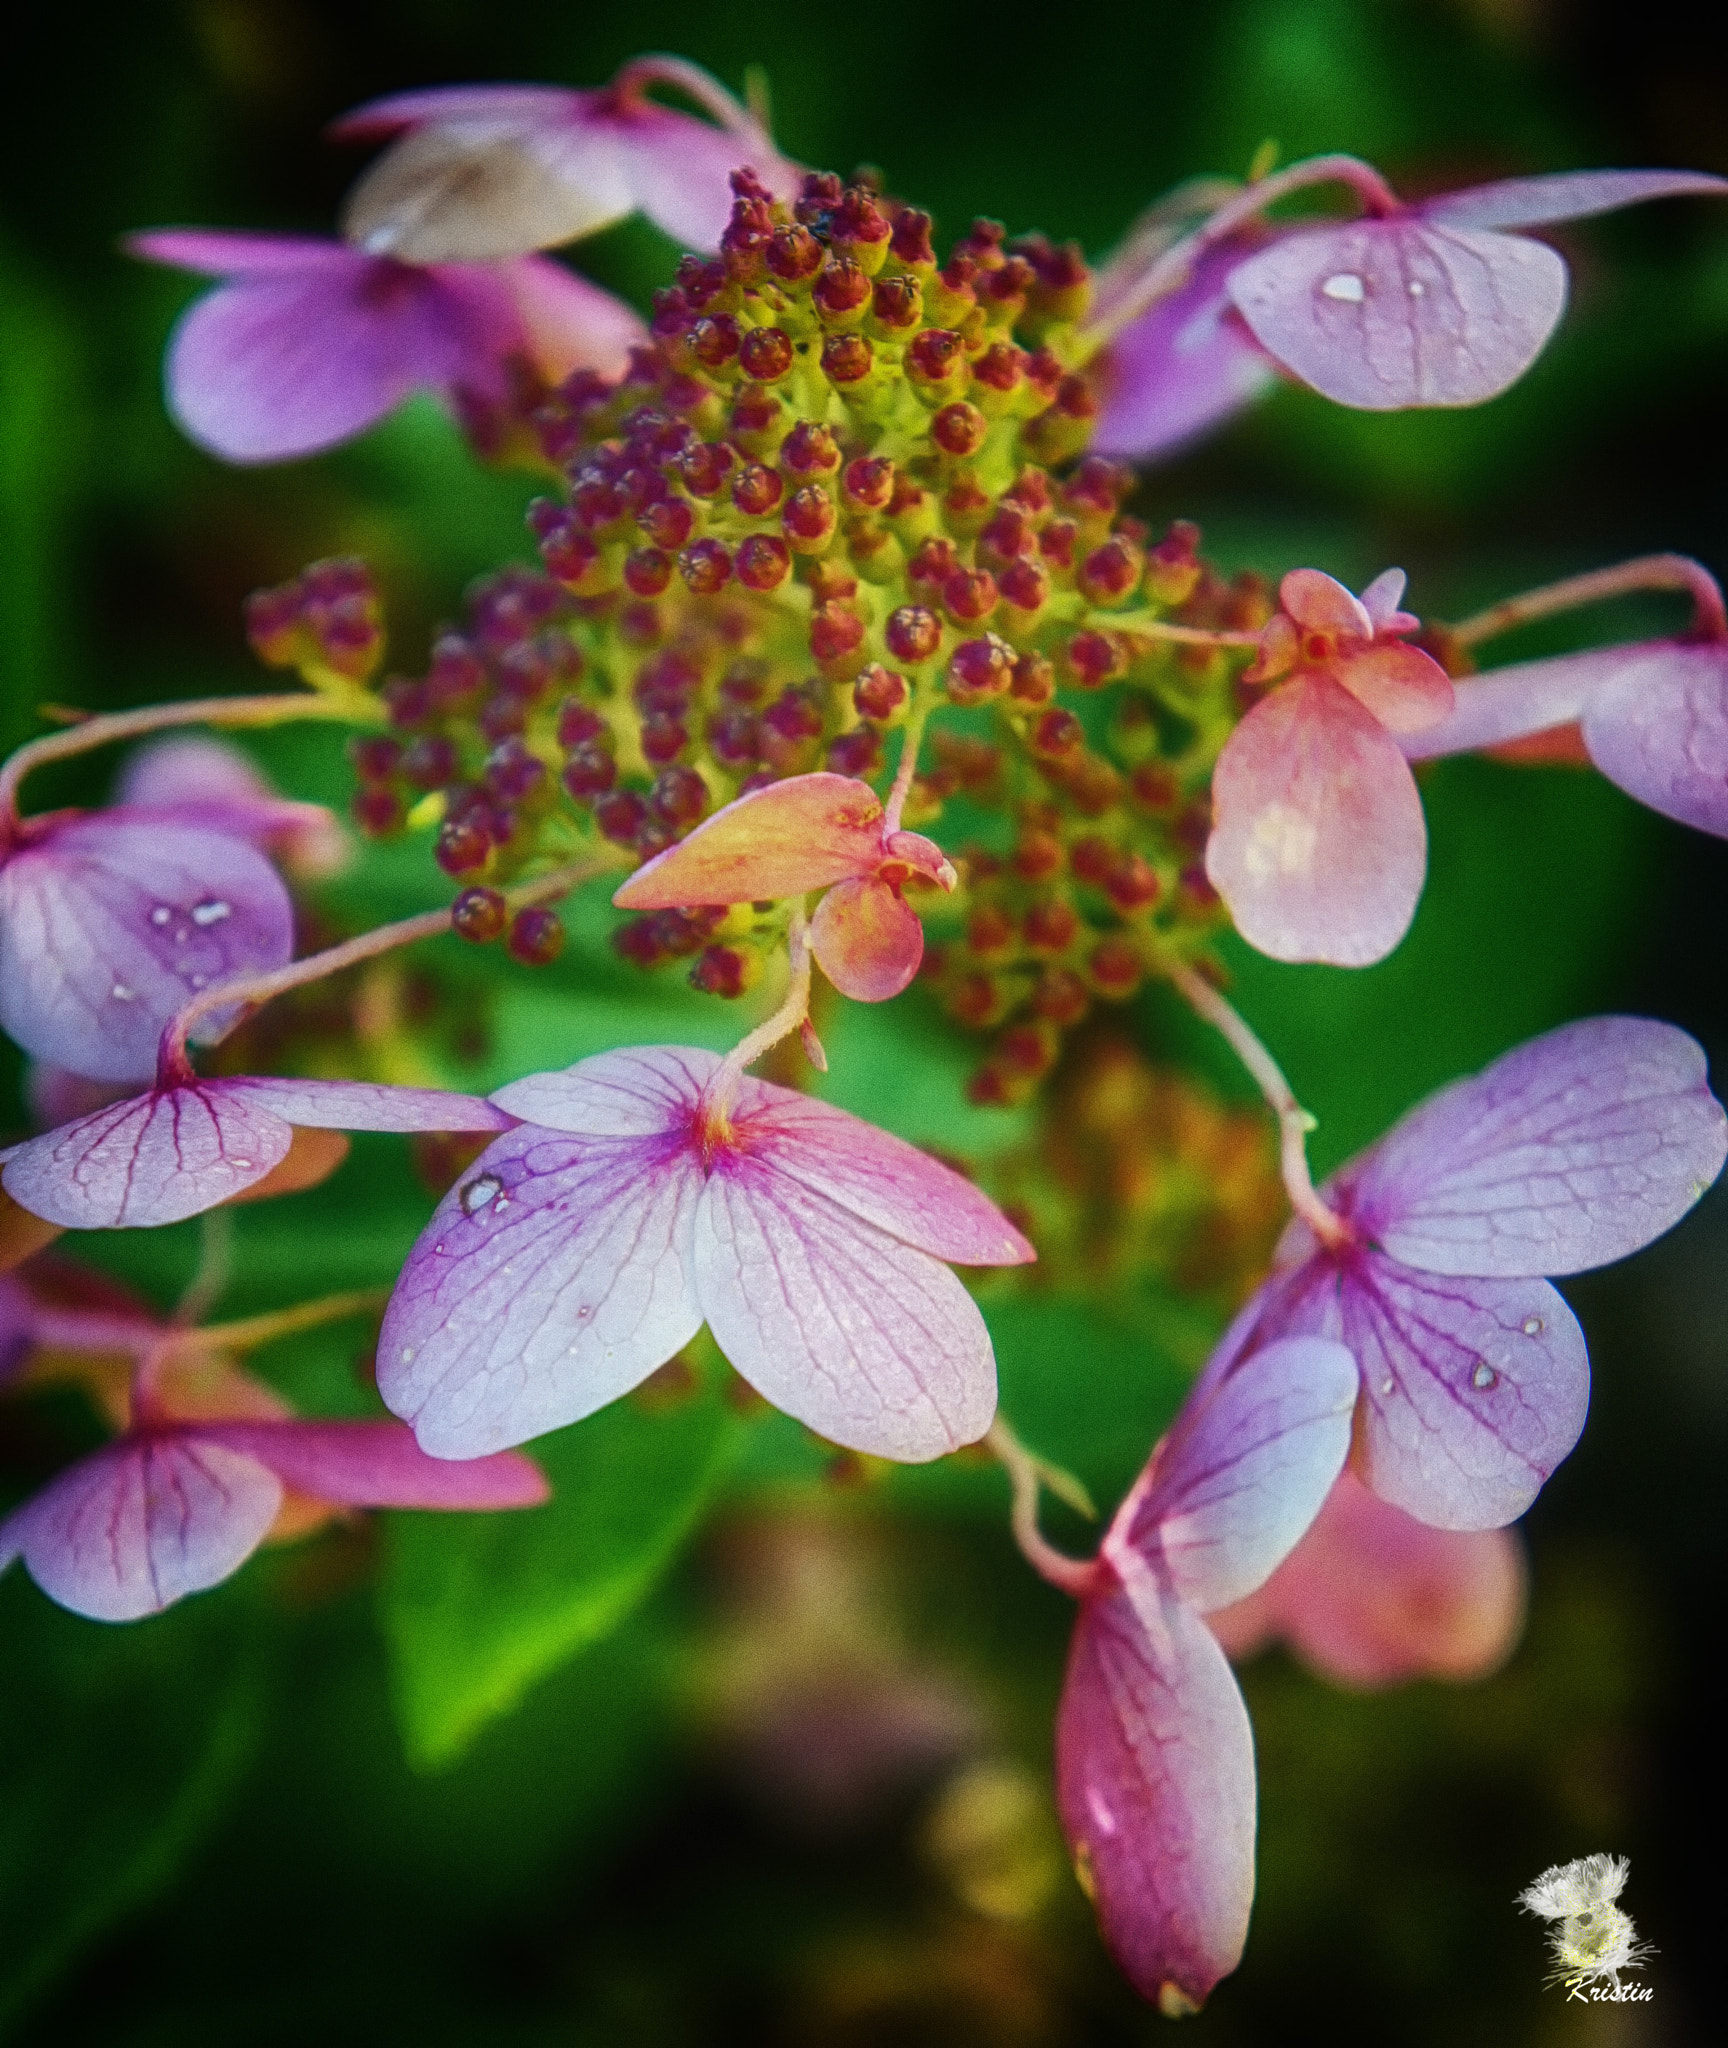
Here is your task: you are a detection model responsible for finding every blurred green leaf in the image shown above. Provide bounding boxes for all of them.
[380,1387,744,1770]
[0,1578,264,2035]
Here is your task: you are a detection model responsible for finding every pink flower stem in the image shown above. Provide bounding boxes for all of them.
[703,905,813,1128]
[1448,554,1728,650]
[986,1418,1103,1598]
[0,690,381,833]
[172,1210,235,1332]
[154,854,615,1087]
[1079,153,1402,355]
[612,53,765,137]
[1164,959,1351,1250]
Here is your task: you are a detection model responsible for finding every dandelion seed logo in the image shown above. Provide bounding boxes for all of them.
[1518,1854,1654,2002]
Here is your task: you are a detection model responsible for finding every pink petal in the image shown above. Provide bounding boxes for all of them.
[496,255,646,382]
[339,107,636,263]
[161,255,523,463]
[217,1076,514,1133]
[330,84,588,143]
[809,876,926,1002]
[724,1080,1035,1267]
[608,103,794,252]
[1,1085,292,1230]
[1345,1015,1728,1276]
[126,228,359,276]
[1110,1336,1357,1611]
[1580,639,1728,837]
[1091,245,1278,461]
[1279,568,1372,638]
[1335,643,1454,734]
[1317,1259,1589,1529]
[0,1435,282,1621]
[1420,168,1728,232]
[1205,674,1428,966]
[1055,1572,1256,2013]
[490,1044,717,1137]
[882,829,957,888]
[1226,220,1568,409]
[194,1419,547,1508]
[1401,645,1627,760]
[1208,1470,1527,1687]
[1358,567,1418,636]
[614,774,889,909]
[377,1125,705,1457]
[693,1156,996,1461]
[0,814,293,1082]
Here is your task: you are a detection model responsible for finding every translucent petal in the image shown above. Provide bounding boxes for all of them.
[609,104,795,252]
[497,255,646,382]
[329,84,588,144]
[377,1124,705,1457]
[1055,1573,1256,2013]
[693,1157,996,1462]
[1421,168,1728,232]
[0,814,293,1082]
[1581,639,1728,838]
[1279,568,1372,638]
[1205,674,1428,966]
[0,1436,282,1622]
[490,1044,719,1136]
[1227,220,1569,410]
[1335,643,1454,735]
[614,773,888,908]
[219,1075,514,1134]
[1207,1469,1527,1687]
[1401,646,1627,761]
[197,1419,548,1508]
[1345,1015,1728,1275]
[1111,1336,1357,1610]
[809,876,926,1002]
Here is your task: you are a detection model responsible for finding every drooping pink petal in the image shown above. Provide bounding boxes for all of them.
[1091,246,1278,462]
[1579,640,1728,838]
[693,1155,996,1461]
[158,250,526,463]
[1055,1570,1256,2014]
[1343,1016,1728,1276]
[1226,220,1568,409]
[1400,645,1630,761]
[490,1043,720,1137]
[217,1075,514,1134]
[330,85,588,144]
[1420,168,1728,233]
[809,875,926,1002]
[606,102,794,252]
[614,774,891,909]
[194,1418,547,1508]
[338,105,636,261]
[1331,1261,1589,1529]
[0,814,293,1082]
[1207,1469,1527,1687]
[1112,1336,1357,1611]
[496,255,646,382]
[1335,643,1454,734]
[113,737,349,877]
[1205,674,1428,966]
[724,1080,1035,1267]
[1358,567,1420,637]
[881,830,958,888]
[0,1435,283,1622]
[1,1084,293,1230]
[1280,569,1372,638]
[126,228,360,276]
[377,1125,706,1457]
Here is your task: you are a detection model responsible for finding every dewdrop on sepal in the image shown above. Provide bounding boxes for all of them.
[1518,1855,1653,1989]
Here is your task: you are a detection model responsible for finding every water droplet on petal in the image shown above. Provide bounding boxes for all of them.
[460,1173,503,1216]
[1472,1361,1499,1390]
[191,899,232,926]
[149,905,172,927]
[1522,1316,1545,1336]
[1407,279,1426,297]
[231,1157,253,1170]
[1321,272,1366,303]
[189,974,207,989]
[399,1346,415,1364]
[1380,1376,1396,1396]
[110,982,135,1001]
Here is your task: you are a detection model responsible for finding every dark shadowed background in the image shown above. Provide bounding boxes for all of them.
[2,2,1725,2042]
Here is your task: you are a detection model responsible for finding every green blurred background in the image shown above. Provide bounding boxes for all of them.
[3,1,1726,2041]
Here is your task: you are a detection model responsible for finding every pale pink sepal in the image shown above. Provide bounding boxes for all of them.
[196,1418,548,1508]
[497,254,645,381]
[614,773,893,908]
[1580,640,1728,838]
[1207,1470,1527,1688]
[1421,168,1728,232]
[1400,645,1628,760]
[115,735,349,878]
[1055,1571,1257,2013]
[1226,221,1568,410]
[1205,674,1428,966]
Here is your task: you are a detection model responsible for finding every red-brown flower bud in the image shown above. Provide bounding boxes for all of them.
[678,442,734,497]
[1079,537,1144,607]
[731,464,784,516]
[1023,897,1078,952]
[738,325,794,382]
[508,907,565,966]
[853,664,909,722]
[1105,852,1161,912]
[735,534,792,590]
[782,485,837,553]
[809,601,866,668]
[885,604,942,664]
[451,886,508,943]
[821,333,874,385]
[679,539,733,594]
[943,567,999,624]
[871,274,923,332]
[781,422,842,478]
[813,257,871,326]
[624,547,673,597]
[932,402,988,458]
[843,455,896,512]
[767,224,823,282]
[946,634,1014,705]
[1031,709,1083,760]
[1088,936,1142,998]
